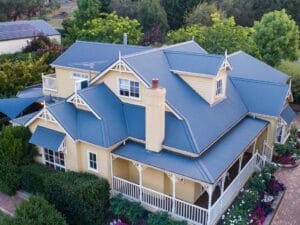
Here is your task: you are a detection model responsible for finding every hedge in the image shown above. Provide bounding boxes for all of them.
[147,212,187,225]
[19,164,110,225]
[2,195,67,225]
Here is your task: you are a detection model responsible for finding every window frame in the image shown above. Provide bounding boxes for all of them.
[71,72,90,80]
[215,79,223,97]
[42,148,65,171]
[87,151,98,172]
[118,78,140,100]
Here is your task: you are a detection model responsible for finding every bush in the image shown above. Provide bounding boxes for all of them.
[274,143,296,156]
[0,126,36,195]
[147,212,187,225]
[19,163,56,194]
[110,194,144,224]
[12,195,67,225]
[43,172,110,225]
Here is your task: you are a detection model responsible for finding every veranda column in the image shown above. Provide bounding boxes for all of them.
[207,185,214,225]
[138,164,143,201]
[238,153,244,172]
[172,174,176,214]
[252,139,257,155]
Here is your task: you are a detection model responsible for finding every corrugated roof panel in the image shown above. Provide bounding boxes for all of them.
[29,126,65,152]
[281,105,296,125]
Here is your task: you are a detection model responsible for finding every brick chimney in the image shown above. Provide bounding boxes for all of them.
[144,78,166,152]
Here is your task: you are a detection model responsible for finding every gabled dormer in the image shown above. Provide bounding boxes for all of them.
[165,50,231,105]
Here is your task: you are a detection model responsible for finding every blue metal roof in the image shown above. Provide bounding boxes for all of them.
[281,105,296,125]
[232,77,289,117]
[228,51,289,83]
[0,97,39,119]
[164,50,224,76]
[11,111,39,126]
[0,20,59,41]
[124,47,248,155]
[113,117,268,183]
[29,126,65,152]
[17,85,43,98]
[52,41,151,72]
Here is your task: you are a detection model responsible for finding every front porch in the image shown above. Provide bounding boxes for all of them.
[111,143,271,225]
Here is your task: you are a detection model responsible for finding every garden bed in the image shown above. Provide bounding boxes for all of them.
[263,190,285,225]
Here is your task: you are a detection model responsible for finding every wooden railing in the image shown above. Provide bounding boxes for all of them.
[112,176,208,225]
[209,154,257,225]
[42,73,57,92]
[263,141,273,162]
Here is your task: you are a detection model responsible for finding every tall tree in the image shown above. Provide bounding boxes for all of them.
[185,2,225,26]
[161,0,200,30]
[109,0,138,19]
[77,12,142,45]
[253,10,299,66]
[74,0,102,28]
[138,0,169,32]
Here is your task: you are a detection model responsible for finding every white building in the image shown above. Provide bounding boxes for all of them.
[0,20,61,55]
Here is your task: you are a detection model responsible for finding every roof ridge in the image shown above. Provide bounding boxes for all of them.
[75,40,150,49]
[164,50,223,59]
[231,76,289,87]
[123,40,196,58]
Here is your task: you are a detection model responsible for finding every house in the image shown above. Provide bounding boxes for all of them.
[0,20,61,54]
[11,40,295,225]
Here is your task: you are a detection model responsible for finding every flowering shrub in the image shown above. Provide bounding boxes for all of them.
[115,222,128,225]
[250,207,266,225]
[266,177,285,196]
[273,155,296,165]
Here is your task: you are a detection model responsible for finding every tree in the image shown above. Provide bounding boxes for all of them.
[77,12,142,45]
[168,13,260,57]
[140,25,166,46]
[138,0,169,32]
[74,0,102,28]
[10,195,67,225]
[0,126,36,195]
[109,0,138,19]
[253,10,299,66]
[185,2,226,26]
[277,61,300,104]
[161,0,200,30]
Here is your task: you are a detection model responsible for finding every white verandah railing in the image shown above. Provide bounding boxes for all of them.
[262,141,273,162]
[42,73,57,92]
[112,176,208,225]
[113,153,266,225]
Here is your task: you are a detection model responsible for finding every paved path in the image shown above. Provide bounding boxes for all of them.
[0,192,24,216]
[271,165,300,225]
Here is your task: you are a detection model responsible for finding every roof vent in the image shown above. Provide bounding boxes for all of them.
[123,33,128,45]
[152,78,159,89]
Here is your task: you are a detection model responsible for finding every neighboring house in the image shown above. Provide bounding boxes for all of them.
[0,20,61,54]
[11,40,296,225]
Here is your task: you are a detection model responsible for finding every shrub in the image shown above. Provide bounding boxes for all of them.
[110,194,144,224]
[19,163,56,194]
[12,195,67,225]
[43,172,110,225]
[0,126,36,195]
[274,143,296,156]
[147,212,187,225]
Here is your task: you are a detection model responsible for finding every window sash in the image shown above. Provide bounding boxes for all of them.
[88,152,97,171]
[216,79,223,96]
[44,149,65,171]
[119,79,140,98]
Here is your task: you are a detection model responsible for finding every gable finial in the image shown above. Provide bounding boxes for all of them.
[225,49,228,60]
[192,35,195,41]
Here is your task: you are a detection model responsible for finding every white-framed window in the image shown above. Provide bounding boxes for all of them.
[43,148,65,171]
[88,151,98,172]
[216,79,223,96]
[72,73,89,80]
[119,78,140,98]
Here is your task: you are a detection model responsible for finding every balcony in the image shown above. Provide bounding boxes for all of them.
[42,73,57,92]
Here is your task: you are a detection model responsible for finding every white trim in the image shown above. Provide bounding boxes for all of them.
[51,65,99,74]
[87,150,98,173]
[171,69,216,78]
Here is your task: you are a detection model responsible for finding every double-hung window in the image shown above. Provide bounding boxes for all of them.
[88,152,97,171]
[216,79,223,96]
[43,148,65,171]
[119,78,140,98]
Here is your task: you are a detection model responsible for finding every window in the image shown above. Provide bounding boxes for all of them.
[88,152,97,171]
[72,73,89,80]
[43,148,65,171]
[119,78,140,98]
[216,79,223,96]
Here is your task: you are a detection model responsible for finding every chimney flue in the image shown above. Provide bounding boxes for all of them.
[152,78,159,89]
[123,33,128,45]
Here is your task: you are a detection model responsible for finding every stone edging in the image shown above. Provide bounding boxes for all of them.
[263,190,286,225]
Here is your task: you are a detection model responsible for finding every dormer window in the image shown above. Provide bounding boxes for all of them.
[119,78,140,98]
[72,73,89,80]
[216,79,223,97]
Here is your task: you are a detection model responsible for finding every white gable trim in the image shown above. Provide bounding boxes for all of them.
[171,69,216,78]
[67,93,102,120]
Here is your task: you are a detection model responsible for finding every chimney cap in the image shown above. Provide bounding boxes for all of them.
[152,78,159,89]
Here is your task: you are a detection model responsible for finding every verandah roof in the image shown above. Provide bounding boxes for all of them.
[113,117,268,184]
